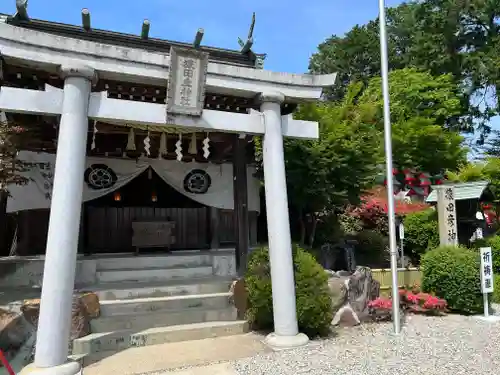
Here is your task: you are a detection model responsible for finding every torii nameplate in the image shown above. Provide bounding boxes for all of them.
[166,47,209,118]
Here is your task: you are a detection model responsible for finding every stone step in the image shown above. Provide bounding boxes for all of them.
[99,292,232,316]
[95,253,212,271]
[90,277,232,301]
[96,265,213,283]
[91,306,238,332]
[73,320,249,355]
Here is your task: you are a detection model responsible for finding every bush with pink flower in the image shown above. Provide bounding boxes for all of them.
[367,297,394,321]
[368,289,447,322]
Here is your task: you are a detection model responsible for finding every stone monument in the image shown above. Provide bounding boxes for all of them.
[436,185,458,246]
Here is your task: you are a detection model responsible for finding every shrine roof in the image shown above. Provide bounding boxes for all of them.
[426,181,491,203]
[2,14,258,68]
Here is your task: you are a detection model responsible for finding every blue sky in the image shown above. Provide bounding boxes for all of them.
[0,0,404,73]
[0,0,496,153]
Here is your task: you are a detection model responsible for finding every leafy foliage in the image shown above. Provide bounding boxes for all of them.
[494,275,500,303]
[353,229,389,268]
[256,69,466,247]
[403,209,440,264]
[421,245,483,314]
[473,235,500,274]
[360,69,462,126]
[309,0,500,139]
[337,199,391,267]
[0,116,33,191]
[358,69,467,174]
[450,158,500,197]
[339,198,389,238]
[245,245,333,337]
[447,158,500,225]
[255,82,380,246]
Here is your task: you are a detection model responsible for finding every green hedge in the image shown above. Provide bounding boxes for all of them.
[494,276,500,304]
[245,245,333,337]
[474,235,500,274]
[403,209,439,264]
[421,245,483,314]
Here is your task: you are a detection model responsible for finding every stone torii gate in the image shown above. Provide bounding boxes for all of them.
[0,7,336,375]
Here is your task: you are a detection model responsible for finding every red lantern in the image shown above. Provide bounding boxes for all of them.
[419,172,431,186]
[404,169,416,185]
[406,188,417,196]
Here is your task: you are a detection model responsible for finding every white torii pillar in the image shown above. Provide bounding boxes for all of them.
[21,65,96,375]
[259,91,309,349]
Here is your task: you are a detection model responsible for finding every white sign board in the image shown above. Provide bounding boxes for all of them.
[436,186,458,246]
[399,223,405,240]
[476,227,484,240]
[166,47,209,117]
[480,247,494,293]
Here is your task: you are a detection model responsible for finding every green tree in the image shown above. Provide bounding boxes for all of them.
[447,158,500,197]
[309,0,500,138]
[309,3,417,101]
[447,158,500,224]
[360,69,468,174]
[0,116,32,191]
[283,83,381,246]
[256,70,467,247]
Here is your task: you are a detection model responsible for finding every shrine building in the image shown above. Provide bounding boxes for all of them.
[0,3,336,374]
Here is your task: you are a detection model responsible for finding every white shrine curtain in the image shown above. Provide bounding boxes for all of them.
[6,151,260,213]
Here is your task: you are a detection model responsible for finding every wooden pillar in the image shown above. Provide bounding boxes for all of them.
[210,207,220,249]
[233,134,249,276]
[249,211,258,247]
[0,190,8,256]
[79,205,90,255]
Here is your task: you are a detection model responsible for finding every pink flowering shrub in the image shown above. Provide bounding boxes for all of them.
[368,289,447,322]
[368,297,394,321]
[405,290,447,314]
[368,297,393,310]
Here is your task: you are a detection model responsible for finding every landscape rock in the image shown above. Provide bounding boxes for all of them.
[0,308,33,365]
[347,266,380,321]
[0,292,100,368]
[329,266,380,327]
[331,304,361,327]
[79,292,100,319]
[324,269,337,278]
[327,277,348,311]
[21,295,91,343]
[337,270,351,277]
[20,299,40,327]
[229,278,248,320]
[370,279,381,301]
[70,297,90,340]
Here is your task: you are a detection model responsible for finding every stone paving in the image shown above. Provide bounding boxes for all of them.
[85,314,500,375]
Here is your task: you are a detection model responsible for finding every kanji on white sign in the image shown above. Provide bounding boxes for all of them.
[480,247,494,294]
[166,47,208,117]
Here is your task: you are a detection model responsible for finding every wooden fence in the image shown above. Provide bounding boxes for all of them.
[372,268,422,295]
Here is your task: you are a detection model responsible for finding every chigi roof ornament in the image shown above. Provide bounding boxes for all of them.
[237,12,266,69]
[14,0,29,21]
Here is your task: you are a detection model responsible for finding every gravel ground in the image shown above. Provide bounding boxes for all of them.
[232,314,500,375]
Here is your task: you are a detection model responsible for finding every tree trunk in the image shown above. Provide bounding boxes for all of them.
[298,209,306,246]
[0,189,8,256]
[308,216,319,248]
